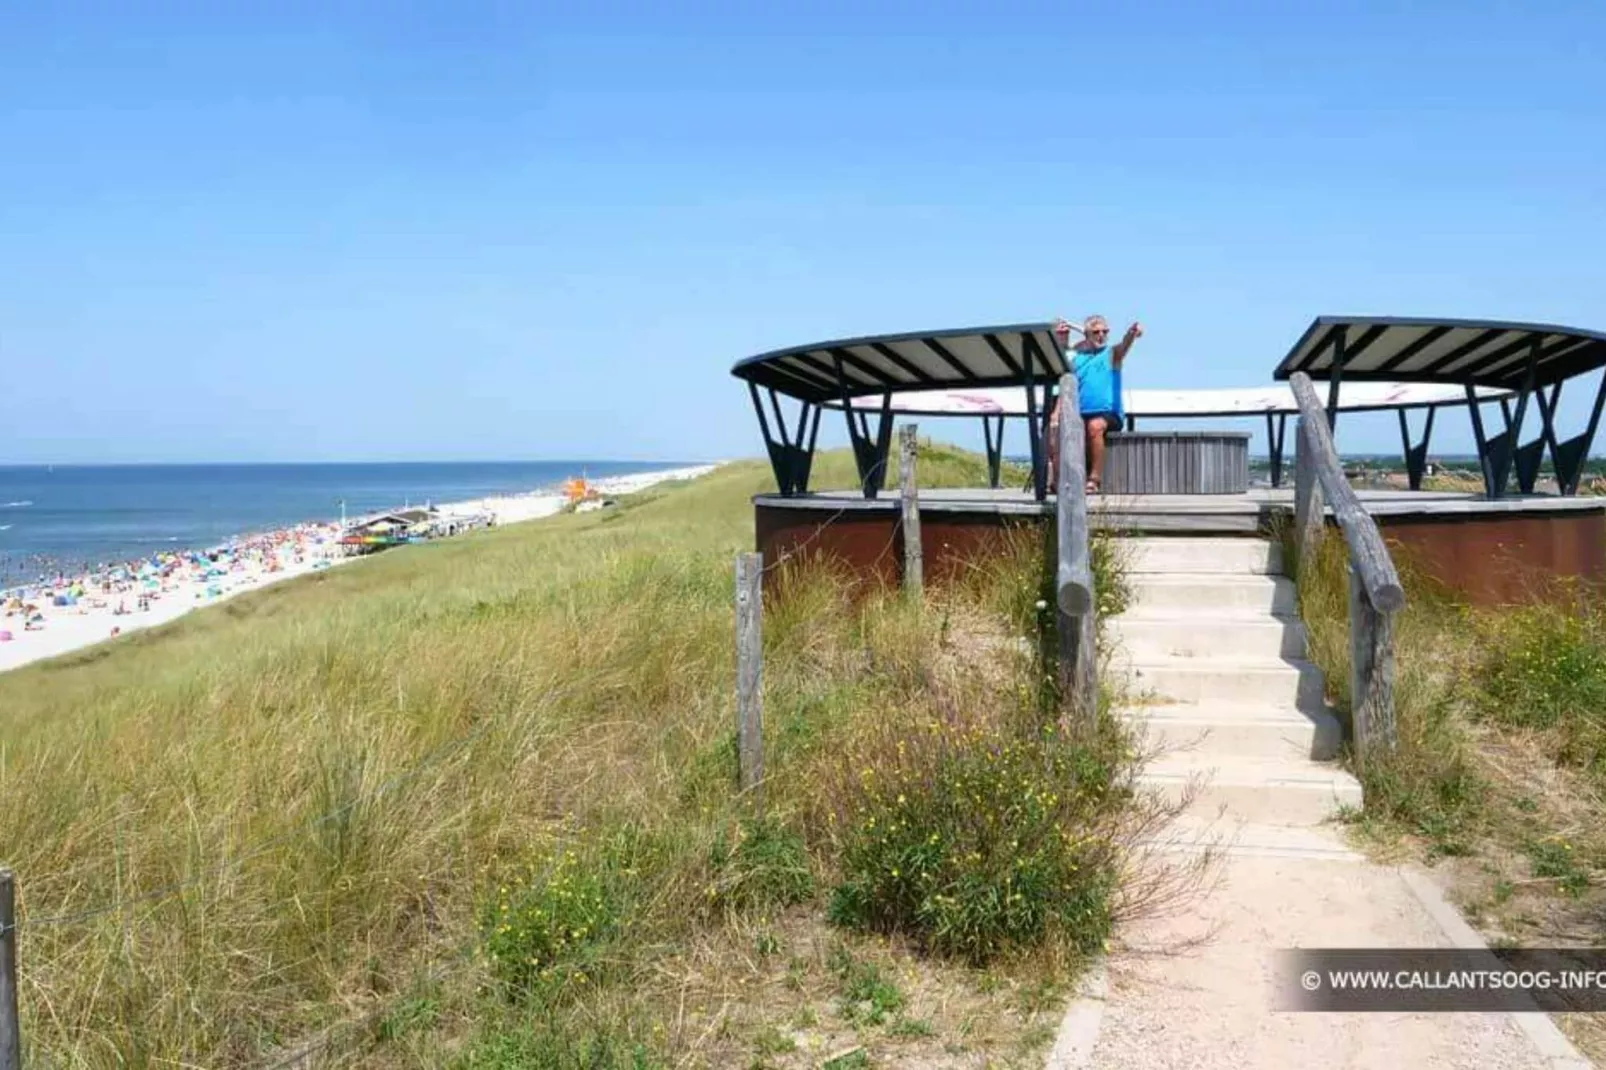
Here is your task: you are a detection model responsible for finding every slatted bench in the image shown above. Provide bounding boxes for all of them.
[1101,431,1250,494]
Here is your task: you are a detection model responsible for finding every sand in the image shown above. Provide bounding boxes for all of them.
[0,464,718,675]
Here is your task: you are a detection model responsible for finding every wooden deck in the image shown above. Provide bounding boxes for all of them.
[755,487,1606,533]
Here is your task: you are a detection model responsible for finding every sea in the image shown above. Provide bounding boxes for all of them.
[0,461,697,587]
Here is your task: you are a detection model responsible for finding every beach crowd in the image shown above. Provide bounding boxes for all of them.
[1,522,342,647]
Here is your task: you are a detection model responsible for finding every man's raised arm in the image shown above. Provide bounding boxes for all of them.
[1113,321,1144,365]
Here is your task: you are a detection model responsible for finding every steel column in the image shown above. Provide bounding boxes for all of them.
[1325,326,1348,430]
[1397,406,1436,491]
[1553,373,1606,496]
[1266,411,1289,488]
[982,415,1004,489]
[1465,384,1499,499]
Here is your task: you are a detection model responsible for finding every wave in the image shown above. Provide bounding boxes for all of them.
[1,501,32,509]
[0,524,10,531]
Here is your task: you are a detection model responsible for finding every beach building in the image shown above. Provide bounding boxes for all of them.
[339,508,434,555]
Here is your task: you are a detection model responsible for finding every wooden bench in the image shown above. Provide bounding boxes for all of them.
[1100,431,1250,494]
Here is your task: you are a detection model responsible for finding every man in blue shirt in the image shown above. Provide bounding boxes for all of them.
[1049,314,1143,493]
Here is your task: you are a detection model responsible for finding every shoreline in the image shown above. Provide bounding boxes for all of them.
[0,463,718,675]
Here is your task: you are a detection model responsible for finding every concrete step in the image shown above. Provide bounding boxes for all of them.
[1123,574,1297,615]
[1115,537,1284,576]
[1139,756,1363,826]
[1138,816,1362,860]
[1123,655,1326,708]
[1119,702,1343,761]
[1106,613,1307,661]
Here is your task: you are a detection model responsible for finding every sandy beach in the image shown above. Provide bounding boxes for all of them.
[0,463,716,674]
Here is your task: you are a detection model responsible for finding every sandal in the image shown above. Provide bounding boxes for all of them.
[1085,479,1100,495]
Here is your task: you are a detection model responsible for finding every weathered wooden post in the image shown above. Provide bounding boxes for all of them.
[1055,373,1097,724]
[1348,565,1398,763]
[899,424,922,596]
[1289,372,1404,768]
[735,553,764,811]
[1292,416,1325,579]
[0,868,19,1070]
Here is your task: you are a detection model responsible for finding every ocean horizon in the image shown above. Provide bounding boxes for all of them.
[0,460,700,585]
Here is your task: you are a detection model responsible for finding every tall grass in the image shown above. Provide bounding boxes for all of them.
[0,445,1136,1067]
[1290,528,1606,857]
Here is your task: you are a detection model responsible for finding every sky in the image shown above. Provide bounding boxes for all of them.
[3,0,1603,465]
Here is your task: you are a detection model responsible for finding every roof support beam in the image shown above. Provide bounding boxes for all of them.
[761,360,838,400]
[1524,383,1565,494]
[791,351,846,388]
[1325,327,1347,430]
[1534,340,1606,388]
[982,414,1005,489]
[1267,411,1289,488]
[1465,384,1502,499]
[749,384,819,496]
[980,333,1026,378]
[1445,334,1541,383]
[922,337,976,381]
[867,342,940,387]
[1553,373,1606,496]
[1340,323,1389,366]
[1514,385,1557,494]
[1371,325,1454,375]
[1397,407,1436,491]
[832,350,894,498]
[827,346,902,388]
[1489,340,1540,496]
[1021,338,1048,501]
[1419,328,1507,376]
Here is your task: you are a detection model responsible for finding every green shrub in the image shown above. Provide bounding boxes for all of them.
[829,945,906,1025]
[826,718,1123,965]
[480,847,625,1001]
[706,815,815,914]
[1527,837,1590,897]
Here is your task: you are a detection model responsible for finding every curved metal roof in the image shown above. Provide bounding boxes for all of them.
[730,323,1067,404]
[1273,316,1606,389]
[821,382,1513,419]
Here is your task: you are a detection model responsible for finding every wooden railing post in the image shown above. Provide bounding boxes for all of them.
[735,553,764,811]
[899,424,922,596]
[0,868,19,1070]
[1288,372,1404,766]
[1055,373,1097,724]
[1348,566,1398,763]
[1292,417,1325,580]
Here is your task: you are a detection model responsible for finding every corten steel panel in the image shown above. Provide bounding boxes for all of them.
[755,504,1046,595]
[1374,510,1606,606]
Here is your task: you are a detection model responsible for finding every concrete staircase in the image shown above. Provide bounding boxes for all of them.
[1108,536,1361,830]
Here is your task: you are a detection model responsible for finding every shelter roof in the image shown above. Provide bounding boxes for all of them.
[730,323,1066,404]
[1273,316,1606,389]
[822,382,1511,418]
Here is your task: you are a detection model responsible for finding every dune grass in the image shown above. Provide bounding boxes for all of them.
[1292,528,1606,1057]
[0,443,1144,1068]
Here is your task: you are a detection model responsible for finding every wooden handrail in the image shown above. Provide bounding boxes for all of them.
[1289,374,1405,613]
[1289,371,1403,761]
[1056,373,1094,616]
[1055,373,1097,721]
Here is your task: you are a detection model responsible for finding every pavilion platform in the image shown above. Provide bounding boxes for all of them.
[734,316,1606,606]
[754,488,1606,605]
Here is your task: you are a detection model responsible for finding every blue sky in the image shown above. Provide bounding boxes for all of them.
[4,0,1603,464]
